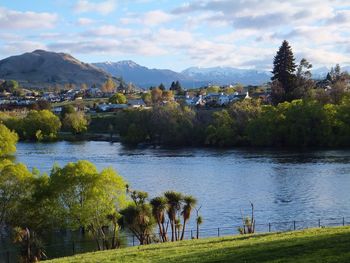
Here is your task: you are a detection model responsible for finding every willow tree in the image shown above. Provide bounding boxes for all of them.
[0,124,18,157]
[50,161,128,250]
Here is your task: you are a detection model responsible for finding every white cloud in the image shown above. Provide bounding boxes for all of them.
[142,10,174,26]
[74,0,116,15]
[120,10,174,26]
[77,17,95,26]
[0,7,57,29]
[0,41,47,55]
[82,25,133,37]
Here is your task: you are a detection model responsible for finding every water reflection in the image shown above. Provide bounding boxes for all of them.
[15,141,350,229]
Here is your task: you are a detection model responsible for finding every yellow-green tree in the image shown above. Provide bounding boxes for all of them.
[63,112,89,135]
[50,160,128,250]
[0,123,18,157]
[109,93,127,104]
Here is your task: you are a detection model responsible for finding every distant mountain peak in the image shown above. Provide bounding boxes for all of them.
[0,49,116,89]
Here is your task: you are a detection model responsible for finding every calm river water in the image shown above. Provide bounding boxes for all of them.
[16,141,350,230]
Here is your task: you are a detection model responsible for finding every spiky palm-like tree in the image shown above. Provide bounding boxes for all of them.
[180,195,197,240]
[164,191,183,241]
[196,216,203,239]
[150,196,168,242]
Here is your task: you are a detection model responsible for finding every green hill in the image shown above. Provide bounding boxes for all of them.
[48,226,350,263]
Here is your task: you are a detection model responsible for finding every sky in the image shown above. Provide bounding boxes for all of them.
[0,0,350,71]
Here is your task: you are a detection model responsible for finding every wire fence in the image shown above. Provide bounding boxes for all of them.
[0,216,349,262]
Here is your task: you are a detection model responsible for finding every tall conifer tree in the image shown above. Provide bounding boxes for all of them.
[271,40,297,103]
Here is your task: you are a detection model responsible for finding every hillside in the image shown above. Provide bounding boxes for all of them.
[0,50,117,89]
[48,226,350,263]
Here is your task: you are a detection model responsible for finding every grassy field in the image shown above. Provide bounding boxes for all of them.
[48,226,350,263]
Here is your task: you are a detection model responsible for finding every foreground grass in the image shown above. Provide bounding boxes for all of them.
[48,226,350,263]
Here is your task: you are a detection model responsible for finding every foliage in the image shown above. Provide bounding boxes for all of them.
[60,104,75,119]
[30,100,52,111]
[109,93,127,104]
[50,161,128,250]
[119,191,155,245]
[205,110,236,147]
[0,80,20,93]
[151,87,163,104]
[271,40,297,104]
[0,161,34,227]
[0,123,18,157]
[101,78,117,94]
[63,112,89,135]
[4,110,61,141]
[13,227,47,262]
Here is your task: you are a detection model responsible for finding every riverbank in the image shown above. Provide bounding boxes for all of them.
[57,131,120,142]
[47,226,350,262]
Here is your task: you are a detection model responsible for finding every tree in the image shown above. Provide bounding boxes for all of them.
[151,87,163,104]
[0,80,19,93]
[164,191,183,241]
[101,78,117,94]
[294,58,314,99]
[60,105,76,119]
[150,196,168,242]
[180,195,197,240]
[119,190,155,245]
[141,92,152,106]
[63,112,89,135]
[170,81,183,94]
[21,110,61,141]
[50,161,128,250]
[271,40,297,103]
[195,206,202,239]
[109,93,127,104]
[162,90,174,102]
[30,100,51,111]
[0,161,34,227]
[0,123,18,157]
[158,83,165,91]
[205,110,236,147]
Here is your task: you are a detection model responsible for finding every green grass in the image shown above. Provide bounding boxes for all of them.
[47,226,350,263]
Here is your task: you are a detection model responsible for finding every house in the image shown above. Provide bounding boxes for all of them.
[185,95,205,107]
[128,99,146,108]
[97,103,128,112]
[205,93,230,106]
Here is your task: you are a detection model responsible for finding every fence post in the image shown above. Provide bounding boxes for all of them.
[72,241,75,255]
[132,235,135,246]
[293,221,296,231]
[268,223,271,232]
[343,217,345,226]
[217,228,220,237]
[318,219,321,228]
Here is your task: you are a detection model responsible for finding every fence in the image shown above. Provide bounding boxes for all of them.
[1,216,349,262]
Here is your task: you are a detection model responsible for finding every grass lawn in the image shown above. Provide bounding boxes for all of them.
[47,226,350,263]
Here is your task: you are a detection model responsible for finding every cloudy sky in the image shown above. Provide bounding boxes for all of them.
[0,0,350,71]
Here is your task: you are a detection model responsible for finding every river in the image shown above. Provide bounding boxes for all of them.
[16,141,350,230]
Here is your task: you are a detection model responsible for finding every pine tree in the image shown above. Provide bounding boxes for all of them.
[271,40,297,103]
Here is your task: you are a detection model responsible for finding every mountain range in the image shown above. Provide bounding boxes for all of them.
[93,61,272,88]
[0,50,347,89]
